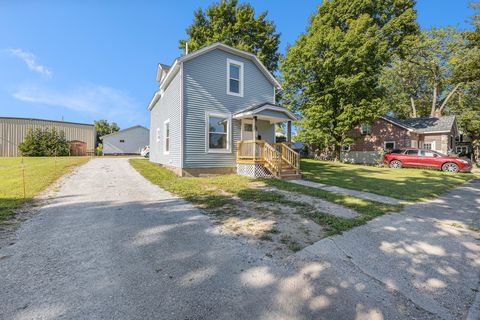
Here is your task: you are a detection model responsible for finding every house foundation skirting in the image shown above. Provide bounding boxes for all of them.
[181,167,236,177]
[236,163,273,178]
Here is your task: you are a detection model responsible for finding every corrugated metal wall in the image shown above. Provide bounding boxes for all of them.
[0,117,96,157]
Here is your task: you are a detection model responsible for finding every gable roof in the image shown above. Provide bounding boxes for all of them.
[381,115,456,134]
[99,125,149,140]
[233,102,298,121]
[159,42,281,90]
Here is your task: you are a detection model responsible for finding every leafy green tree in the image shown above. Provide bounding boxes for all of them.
[281,0,418,159]
[179,0,280,72]
[380,27,478,118]
[94,120,120,144]
[18,128,70,156]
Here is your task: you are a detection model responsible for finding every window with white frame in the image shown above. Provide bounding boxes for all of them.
[360,122,372,135]
[164,119,170,154]
[207,114,230,152]
[423,142,434,150]
[384,141,395,150]
[227,59,243,96]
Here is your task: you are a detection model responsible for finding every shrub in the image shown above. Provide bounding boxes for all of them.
[96,143,103,156]
[18,128,70,156]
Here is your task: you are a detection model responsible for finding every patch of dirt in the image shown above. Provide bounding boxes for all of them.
[208,198,325,259]
[204,181,362,258]
[254,185,359,219]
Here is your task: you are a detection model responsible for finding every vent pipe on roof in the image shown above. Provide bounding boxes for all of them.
[185,42,189,55]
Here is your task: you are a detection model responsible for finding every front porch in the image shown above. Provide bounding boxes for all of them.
[236,140,301,180]
[232,103,300,180]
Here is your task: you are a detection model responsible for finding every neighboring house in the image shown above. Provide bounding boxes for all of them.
[0,117,96,157]
[342,115,458,164]
[100,125,149,155]
[148,42,299,179]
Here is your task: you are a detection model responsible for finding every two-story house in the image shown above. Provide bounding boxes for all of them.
[148,43,300,179]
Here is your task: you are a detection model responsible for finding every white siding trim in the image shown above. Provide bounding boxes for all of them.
[226,58,244,97]
[205,112,232,154]
[180,64,184,167]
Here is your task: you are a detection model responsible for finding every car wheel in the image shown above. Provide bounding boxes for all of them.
[389,160,402,169]
[442,162,459,173]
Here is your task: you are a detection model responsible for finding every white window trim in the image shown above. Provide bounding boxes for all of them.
[384,141,396,150]
[163,119,170,155]
[206,112,232,153]
[226,58,244,97]
[422,141,436,151]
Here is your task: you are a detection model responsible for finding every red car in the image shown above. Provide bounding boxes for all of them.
[384,148,472,173]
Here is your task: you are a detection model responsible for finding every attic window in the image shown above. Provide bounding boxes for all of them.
[119,139,125,143]
[227,59,243,97]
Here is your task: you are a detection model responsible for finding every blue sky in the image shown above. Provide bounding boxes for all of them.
[0,0,475,129]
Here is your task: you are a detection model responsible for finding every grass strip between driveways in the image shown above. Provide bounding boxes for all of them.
[130,159,401,236]
[0,157,90,223]
[301,158,476,201]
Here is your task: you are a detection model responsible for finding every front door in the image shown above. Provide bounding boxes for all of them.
[241,119,254,140]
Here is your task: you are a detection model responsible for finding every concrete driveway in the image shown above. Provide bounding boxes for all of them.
[0,158,478,320]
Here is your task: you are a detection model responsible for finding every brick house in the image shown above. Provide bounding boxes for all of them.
[342,115,459,164]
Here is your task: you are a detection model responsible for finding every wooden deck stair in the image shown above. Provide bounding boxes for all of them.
[237,140,301,180]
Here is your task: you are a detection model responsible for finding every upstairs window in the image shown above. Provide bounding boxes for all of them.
[360,122,372,135]
[119,139,125,143]
[227,59,243,97]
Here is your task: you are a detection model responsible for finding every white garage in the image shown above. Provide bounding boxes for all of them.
[100,125,149,155]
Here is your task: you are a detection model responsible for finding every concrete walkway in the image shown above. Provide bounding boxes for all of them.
[0,158,477,319]
[297,179,480,320]
[290,179,405,205]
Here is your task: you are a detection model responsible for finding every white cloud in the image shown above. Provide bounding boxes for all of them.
[6,48,52,78]
[12,84,143,121]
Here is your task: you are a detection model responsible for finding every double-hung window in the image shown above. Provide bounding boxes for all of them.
[164,119,170,154]
[207,113,230,152]
[227,59,243,97]
[360,122,372,135]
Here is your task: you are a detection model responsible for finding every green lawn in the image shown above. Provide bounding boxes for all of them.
[0,157,90,222]
[301,158,476,201]
[130,159,400,236]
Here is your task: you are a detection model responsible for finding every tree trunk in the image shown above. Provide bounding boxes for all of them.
[333,144,341,162]
[438,83,462,116]
[430,83,438,117]
[410,97,417,118]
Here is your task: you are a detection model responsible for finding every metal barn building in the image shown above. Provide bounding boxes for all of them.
[0,117,96,157]
[100,125,149,155]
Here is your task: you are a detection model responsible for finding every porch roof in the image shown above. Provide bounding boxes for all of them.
[233,102,298,123]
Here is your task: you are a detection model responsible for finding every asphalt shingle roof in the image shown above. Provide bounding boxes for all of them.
[383,115,456,133]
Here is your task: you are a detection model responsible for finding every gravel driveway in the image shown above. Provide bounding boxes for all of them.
[0,158,478,319]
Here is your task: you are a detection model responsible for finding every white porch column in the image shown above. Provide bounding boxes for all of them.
[287,121,292,143]
[253,116,257,159]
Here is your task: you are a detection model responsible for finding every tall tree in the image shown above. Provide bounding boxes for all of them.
[381,26,480,118]
[94,120,120,144]
[281,0,418,159]
[380,27,479,118]
[179,0,280,72]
